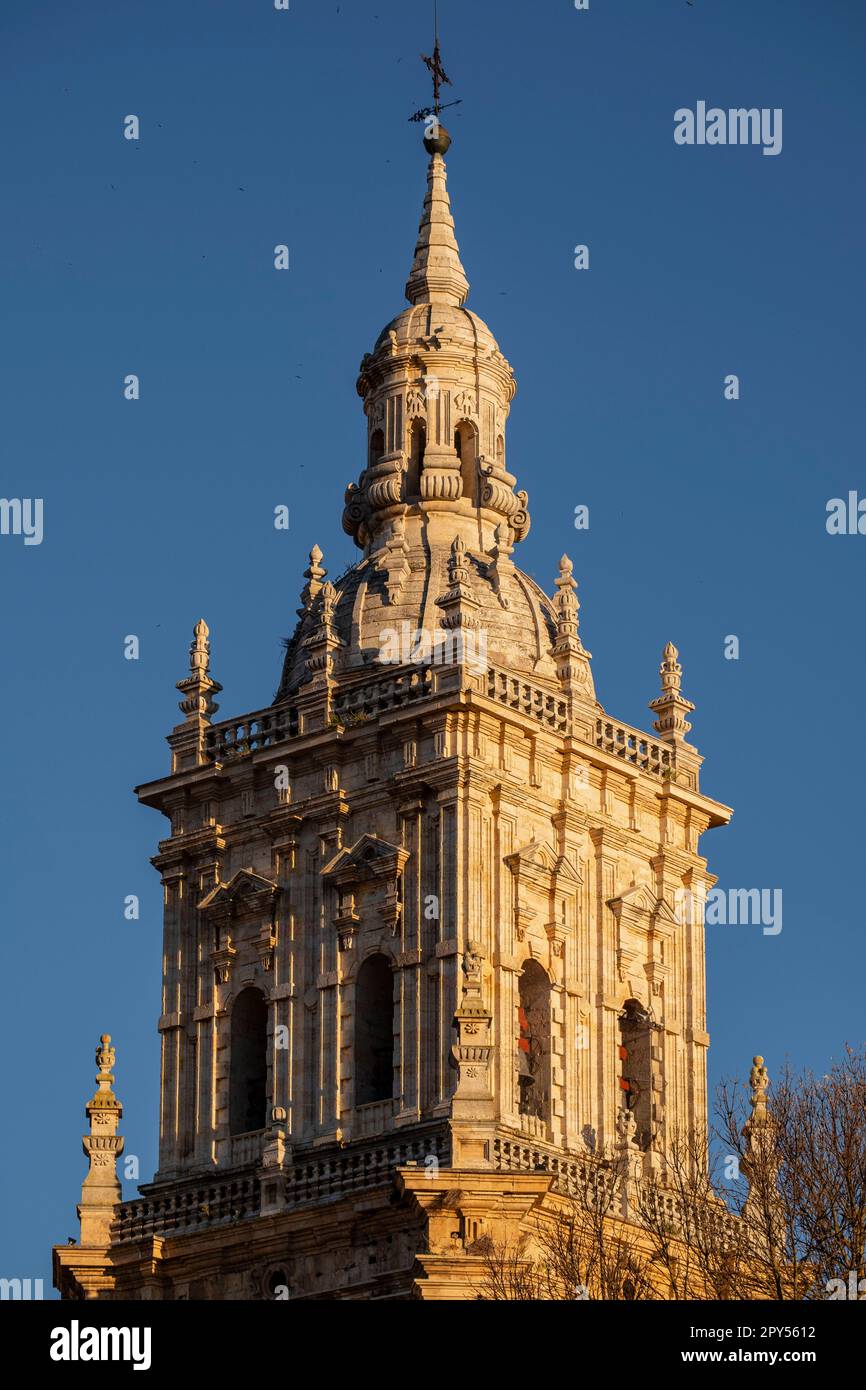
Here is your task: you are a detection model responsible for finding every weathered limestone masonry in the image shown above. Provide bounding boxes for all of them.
[54,123,731,1301]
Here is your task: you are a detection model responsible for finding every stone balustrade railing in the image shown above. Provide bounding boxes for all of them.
[205,704,298,764]
[112,1131,450,1244]
[200,666,675,785]
[331,667,433,725]
[284,1132,448,1209]
[113,1132,734,1250]
[595,717,673,780]
[493,1137,740,1249]
[486,667,569,732]
[492,1137,615,1202]
[113,1175,260,1244]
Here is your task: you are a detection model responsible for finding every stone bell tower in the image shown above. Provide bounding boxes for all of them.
[54,113,731,1302]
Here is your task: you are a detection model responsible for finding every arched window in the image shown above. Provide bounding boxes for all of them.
[454,422,477,504]
[619,999,654,1151]
[354,954,394,1105]
[369,428,384,468]
[405,420,426,500]
[229,987,268,1135]
[516,960,551,1122]
[495,434,505,466]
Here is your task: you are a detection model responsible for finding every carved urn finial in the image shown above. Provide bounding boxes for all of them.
[94,1034,117,1096]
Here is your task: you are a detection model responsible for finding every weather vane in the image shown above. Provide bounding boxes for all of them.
[408,1,462,124]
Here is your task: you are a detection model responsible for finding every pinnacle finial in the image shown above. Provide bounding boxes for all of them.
[660,641,681,692]
[649,640,694,743]
[79,1033,125,1244]
[190,619,210,673]
[298,545,327,617]
[749,1054,770,1120]
[555,554,577,595]
[176,619,222,722]
[554,553,581,630]
[435,534,481,635]
[552,554,595,701]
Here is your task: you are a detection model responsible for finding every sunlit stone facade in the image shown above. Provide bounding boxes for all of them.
[54,126,731,1302]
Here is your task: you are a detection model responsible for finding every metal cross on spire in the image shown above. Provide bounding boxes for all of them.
[408,2,462,124]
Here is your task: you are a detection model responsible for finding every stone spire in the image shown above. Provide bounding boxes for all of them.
[648,641,695,744]
[346,123,526,559]
[404,141,469,309]
[79,1034,124,1245]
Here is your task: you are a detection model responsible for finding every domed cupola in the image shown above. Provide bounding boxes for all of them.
[276,118,595,701]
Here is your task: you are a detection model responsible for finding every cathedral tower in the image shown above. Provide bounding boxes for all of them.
[54,115,731,1302]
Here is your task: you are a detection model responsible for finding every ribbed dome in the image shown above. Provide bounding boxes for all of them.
[371,302,510,372]
[277,544,560,700]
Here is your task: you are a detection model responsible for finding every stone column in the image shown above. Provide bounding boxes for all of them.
[450,944,495,1167]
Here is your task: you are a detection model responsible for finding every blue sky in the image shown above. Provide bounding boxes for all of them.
[1,0,864,1290]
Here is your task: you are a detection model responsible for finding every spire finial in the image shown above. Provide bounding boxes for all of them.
[409,4,461,140]
[749,1054,770,1123]
[551,554,595,703]
[405,146,469,308]
[298,544,327,616]
[649,640,695,744]
[435,534,482,637]
[553,555,586,647]
[425,3,447,118]
[176,618,222,722]
[405,13,468,307]
[302,574,342,690]
[660,641,682,693]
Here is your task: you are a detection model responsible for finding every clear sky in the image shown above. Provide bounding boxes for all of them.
[1,0,863,1291]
